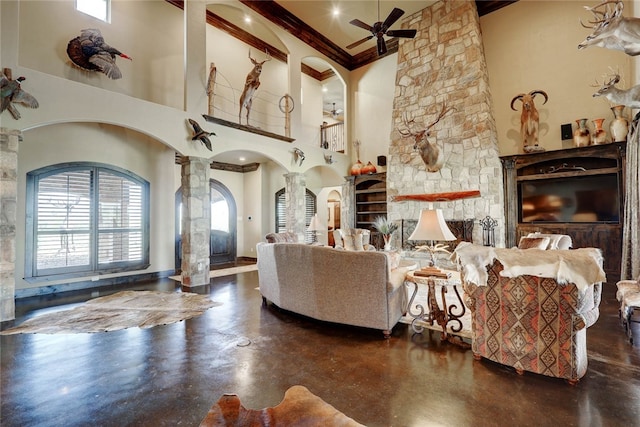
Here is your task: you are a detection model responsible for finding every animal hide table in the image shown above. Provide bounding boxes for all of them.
[199,385,365,426]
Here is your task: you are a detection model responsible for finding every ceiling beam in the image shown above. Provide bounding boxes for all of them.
[167,0,517,73]
[239,0,356,70]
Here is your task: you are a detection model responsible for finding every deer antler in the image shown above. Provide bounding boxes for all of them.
[581,0,623,27]
[426,104,454,131]
[398,112,417,136]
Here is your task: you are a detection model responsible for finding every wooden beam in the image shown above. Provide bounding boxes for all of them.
[166,0,517,72]
[202,115,295,143]
[239,0,355,70]
[391,190,481,203]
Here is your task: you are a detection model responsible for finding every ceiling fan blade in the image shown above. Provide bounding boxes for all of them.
[381,7,405,31]
[346,35,374,50]
[349,18,372,32]
[377,36,387,55]
[386,29,417,39]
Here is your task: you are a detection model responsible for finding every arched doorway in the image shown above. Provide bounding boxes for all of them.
[209,180,237,265]
[175,179,237,270]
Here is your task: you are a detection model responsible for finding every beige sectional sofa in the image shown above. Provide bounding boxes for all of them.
[256,242,408,338]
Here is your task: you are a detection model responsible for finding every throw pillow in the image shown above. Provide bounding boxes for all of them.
[342,233,364,251]
[518,236,550,250]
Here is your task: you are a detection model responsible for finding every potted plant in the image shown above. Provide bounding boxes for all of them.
[373,216,398,251]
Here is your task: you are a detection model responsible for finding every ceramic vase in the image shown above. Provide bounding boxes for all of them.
[610,105,629,143]
[591,118,607,145]
[361,161,377,174]
[349,160,363,176]
[573,118,590,148]
[383,235,391,251]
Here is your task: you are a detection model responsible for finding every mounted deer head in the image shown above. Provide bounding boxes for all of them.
[592,73,640,108]
[398,104,454,173]
[578,0,640,56]
[239,49,272,126]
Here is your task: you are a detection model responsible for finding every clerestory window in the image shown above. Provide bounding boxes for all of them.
[25,163,149,281]
[76,0,110,23]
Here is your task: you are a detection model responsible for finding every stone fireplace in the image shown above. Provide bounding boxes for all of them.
[387,1,505,247]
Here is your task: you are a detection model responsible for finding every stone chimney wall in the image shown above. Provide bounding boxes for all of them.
[387,0,505,246]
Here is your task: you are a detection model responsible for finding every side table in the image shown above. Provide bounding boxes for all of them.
[405,269,470,348]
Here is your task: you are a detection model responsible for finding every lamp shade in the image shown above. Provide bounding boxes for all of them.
[408,209,456,241]
[307,214,323,232]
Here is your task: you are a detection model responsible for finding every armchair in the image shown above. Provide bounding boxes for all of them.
[455,243,605,383]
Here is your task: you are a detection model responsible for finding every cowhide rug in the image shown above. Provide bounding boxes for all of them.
[199,385,365,427]
[0,290,221,335]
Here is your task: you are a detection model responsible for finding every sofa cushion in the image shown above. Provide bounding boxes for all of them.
[526,232,572,250]
[518,236,550,250]
[265,232,298,243]
[342,231,364,251]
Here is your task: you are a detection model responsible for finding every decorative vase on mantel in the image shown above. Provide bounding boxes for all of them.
[573,118,590,148]
[610,105,629,143]
[349,160,363,176]
[591,118,607,145]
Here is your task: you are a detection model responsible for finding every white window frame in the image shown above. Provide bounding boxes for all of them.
[75,0,111,23]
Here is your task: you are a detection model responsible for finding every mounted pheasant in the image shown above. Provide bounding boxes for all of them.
[0,69,39,120]
[67,29,132,79]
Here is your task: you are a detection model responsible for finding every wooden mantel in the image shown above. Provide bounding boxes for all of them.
[391,190,481,203]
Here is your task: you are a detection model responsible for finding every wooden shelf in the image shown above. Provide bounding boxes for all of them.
[348,172,387,249]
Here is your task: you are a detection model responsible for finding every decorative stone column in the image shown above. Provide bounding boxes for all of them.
[1,128,21,321]
[341,178,355,229]
[180,156,210,287]
[284,172,306,240]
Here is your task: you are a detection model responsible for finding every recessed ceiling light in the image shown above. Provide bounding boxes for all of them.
[239,156,246,162]
[244,15,251,24]
[332,7,340,17]
[322,86,328,93]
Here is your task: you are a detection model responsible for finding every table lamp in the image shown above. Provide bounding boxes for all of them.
[307,213,323,243]
[408,208,456,266]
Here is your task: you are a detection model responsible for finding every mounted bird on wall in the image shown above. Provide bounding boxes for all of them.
[67,29,132,79]
[188,119,215,151]
[1,69,39,120]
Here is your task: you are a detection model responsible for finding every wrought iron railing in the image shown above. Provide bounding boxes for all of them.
[320,122,345,153]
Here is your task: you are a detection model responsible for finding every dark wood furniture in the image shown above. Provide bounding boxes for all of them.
[347,172,387,248]
[501,143,626,282]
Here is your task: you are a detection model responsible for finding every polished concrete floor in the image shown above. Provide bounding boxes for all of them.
[1,271,639,427]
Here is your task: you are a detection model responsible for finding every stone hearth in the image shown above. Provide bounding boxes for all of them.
[388,1,504,247]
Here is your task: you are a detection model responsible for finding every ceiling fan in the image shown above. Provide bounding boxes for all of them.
[346,2,417,55]
[324,102,343,119]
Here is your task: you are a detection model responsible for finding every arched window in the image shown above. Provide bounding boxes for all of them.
[275,188,316,243]
[25,162,150,280]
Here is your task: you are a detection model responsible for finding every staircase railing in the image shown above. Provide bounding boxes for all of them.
[320,122,345,153]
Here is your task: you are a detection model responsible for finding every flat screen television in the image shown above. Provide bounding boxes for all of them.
[519,174,620,223]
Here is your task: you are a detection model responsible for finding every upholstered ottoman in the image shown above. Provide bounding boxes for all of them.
[616,280,640,344]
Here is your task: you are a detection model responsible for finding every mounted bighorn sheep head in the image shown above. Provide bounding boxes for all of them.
[578,0,640,56]
[510,90,548,153]
[592,73,640,109]
[398,104,454,173]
